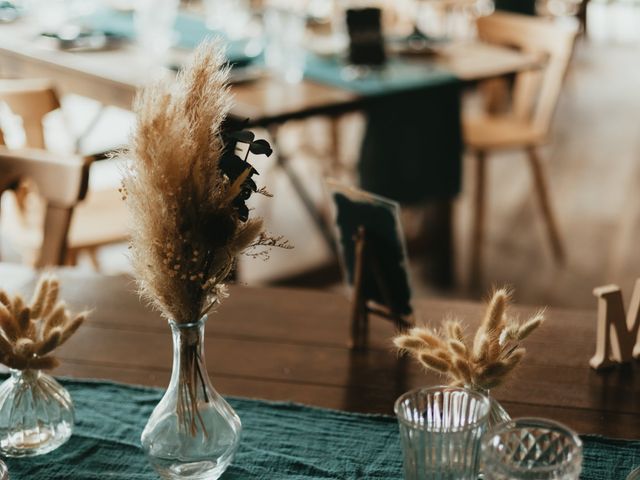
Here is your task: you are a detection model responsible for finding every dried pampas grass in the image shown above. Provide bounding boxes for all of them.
[394,288,544,390]
[120,40,291,436]
[121,40,280,325]
[0,275,87,370]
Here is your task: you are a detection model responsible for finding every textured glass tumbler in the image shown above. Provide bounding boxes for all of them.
[395,386,491,480]
[0,370,74,457]
[482,418,583,479]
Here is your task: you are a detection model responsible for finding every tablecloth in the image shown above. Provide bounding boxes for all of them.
[4,377,640,479]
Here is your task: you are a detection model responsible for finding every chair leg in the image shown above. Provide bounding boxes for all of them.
[87,247,101,271]
[526,147,565,264]
[469,150,487,289]
[64,248,78,267]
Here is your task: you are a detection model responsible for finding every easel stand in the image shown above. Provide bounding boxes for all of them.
[350,226,411,350]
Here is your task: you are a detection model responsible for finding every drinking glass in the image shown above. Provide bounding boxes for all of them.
[394,386,491,480]
[482,418,583,480]
[134,0,179,61]
[263,7,307,84]
[203,0,251,39]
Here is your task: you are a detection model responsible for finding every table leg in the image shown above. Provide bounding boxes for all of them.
[418,200,456,289]
[267,125,338,256]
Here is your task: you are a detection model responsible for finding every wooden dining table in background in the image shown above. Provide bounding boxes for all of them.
[0,18,542,124]
[0,13,547,288]
[1,264,638,439]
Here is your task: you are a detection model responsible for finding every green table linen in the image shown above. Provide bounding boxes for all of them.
[3,378,639,479]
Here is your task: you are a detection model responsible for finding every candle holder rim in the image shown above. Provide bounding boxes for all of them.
[167,315,209,329]
[394,385,491,432]
[481,416,583,474]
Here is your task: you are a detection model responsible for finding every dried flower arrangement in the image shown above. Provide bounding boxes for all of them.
[0,275,86,371]
[120,41,289,435]
[394,288,544,390]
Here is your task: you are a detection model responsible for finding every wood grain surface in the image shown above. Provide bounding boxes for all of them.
[2,265,638,439]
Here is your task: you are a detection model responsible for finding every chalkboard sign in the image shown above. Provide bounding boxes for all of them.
[329,182,412,347]
[346,7,387,67]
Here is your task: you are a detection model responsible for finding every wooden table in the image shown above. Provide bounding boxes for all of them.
[2,265,638,439]
[0,17,542,125]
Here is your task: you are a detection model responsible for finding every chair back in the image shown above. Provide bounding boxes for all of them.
[0,146,90,267]
[476,12,577,135]
[0,79,60,149]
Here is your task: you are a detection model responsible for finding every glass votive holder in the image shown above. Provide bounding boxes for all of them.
[482,418,583,480]
[134,0,179,62]
[263,7,307,84]
[627,467,640,480]
[394,386,491,480]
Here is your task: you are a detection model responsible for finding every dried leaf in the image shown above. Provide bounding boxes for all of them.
[42,279,60,317]
[418,352,450,373]
[30,276,50,318]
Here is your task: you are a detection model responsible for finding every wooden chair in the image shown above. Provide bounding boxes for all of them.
[464,12,577,286]
[0,146,90,267]
[0,79,129,268]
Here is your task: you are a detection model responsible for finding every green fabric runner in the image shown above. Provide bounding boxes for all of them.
[304,55,456,96]
[3,378,639,479]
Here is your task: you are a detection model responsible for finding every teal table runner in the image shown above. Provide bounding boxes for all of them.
[4,378,640,479]
[304,55,456,96]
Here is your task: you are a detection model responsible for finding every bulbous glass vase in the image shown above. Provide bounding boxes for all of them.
[141,316,241,480]
[0,369,74,457]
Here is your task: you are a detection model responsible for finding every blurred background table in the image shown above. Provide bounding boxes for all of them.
[0,13,541,121]
[0,7,544,290]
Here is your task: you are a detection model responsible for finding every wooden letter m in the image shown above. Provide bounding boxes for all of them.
[590,279,640,369]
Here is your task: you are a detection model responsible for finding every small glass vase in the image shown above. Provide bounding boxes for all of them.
[0,369,74,457]
[467,385,511,430]
[395,386,491,480]
[141,316,241,480]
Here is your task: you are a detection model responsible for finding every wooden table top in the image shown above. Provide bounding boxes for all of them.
[1,264,638,439]
[0,16,542,124]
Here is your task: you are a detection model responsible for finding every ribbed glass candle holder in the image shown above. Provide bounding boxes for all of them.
[395,386,491,480]
[0,369,74,457]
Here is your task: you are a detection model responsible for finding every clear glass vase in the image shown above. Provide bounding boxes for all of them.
[0,369,74,457]
[467,385,511,430]
[141,316,241,480]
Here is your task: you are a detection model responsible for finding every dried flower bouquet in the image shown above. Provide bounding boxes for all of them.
[394,288,544,390]
[0,274,86,372]
[121,41,288,435]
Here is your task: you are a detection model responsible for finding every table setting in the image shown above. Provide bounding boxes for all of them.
[0,37,637,479]
[0,1,638,479]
